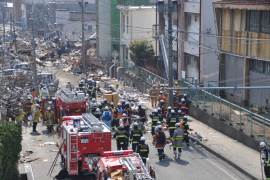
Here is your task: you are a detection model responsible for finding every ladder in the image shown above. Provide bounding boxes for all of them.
[119,153,153,180]
[70,135,78,162]
[82,113,103,132]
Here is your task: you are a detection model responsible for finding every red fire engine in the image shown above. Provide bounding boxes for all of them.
[96,150,156,180]
[55,88,88,120]
[41,88,88,122]
[60,113,112,176]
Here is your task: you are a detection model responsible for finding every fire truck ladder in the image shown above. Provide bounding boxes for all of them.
[119,154,154,180]
[82,113,104,133]
[70,135,78,162]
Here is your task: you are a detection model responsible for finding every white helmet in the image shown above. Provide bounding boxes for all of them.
[157,125,162,130]
[36,104,40,107]
[157,107,161,110]
[140,137,146,141]
[105,106,109,110]
[122,113,126,117]
[47,107,51,110]
[119,124,124,129]
[175,123,180,127]
[157,121,161,125]
[96,108,100,112]
[160,91,163,94]
[167,106,172,110]
[160,100,164,103]
[134,122,138,126]
[171,110,175,113]
[178,110,182,113]
[184,94,187,97]
[153,109,158,113]
[110,102,114,105]
[260,142,267,151]
[181,98,185,102]
[174,81,178,84]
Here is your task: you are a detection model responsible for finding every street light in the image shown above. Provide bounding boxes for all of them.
[110,49,119,78]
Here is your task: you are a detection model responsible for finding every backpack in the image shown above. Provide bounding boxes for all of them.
[103,111,111,121]
[157,132,166,144]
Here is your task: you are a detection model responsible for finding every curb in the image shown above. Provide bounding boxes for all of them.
[189,136,257,180]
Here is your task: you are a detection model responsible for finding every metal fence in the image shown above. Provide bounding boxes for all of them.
[124,60,168,86]
[181,80,270,144]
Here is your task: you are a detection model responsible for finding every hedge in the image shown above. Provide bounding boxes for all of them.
[0,121,22,180]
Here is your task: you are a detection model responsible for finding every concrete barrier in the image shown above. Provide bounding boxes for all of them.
[189,104,259,151]
[123,72,151,94]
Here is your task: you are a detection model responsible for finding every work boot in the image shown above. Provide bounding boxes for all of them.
[177,152,182,160]
[159,156,162,161]
[162,154,165,160]
[174,151,177,159]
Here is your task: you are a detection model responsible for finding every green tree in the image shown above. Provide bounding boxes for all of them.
[129,40,155,67]
[0,121,22,180]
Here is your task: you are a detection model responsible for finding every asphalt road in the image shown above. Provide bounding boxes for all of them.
[19,67,251,180]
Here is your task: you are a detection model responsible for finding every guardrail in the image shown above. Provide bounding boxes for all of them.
[181,80,270,144]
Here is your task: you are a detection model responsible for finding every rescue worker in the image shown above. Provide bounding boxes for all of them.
[130,122,143,152]
[114,103,124,128]
[109,102,117,130]
[137,104,147,124]
[173,81,180,96]
[149,85,159,107]
[163,84,169,100]
[124,102,132,125]
[180,98,187,116]
[149,109,162,137]
[173,92,180,110]
[122,118,130,134]
[23,97,33,122]
[180,117,191,146]
[166,110,179,138]
[91,103,98,115]
[45,107,55,133]
[159,100,167,119]
[183,94,191,115]
[137,137,149,164]
[172,123,184,159]
[101,106,113,129]
[113,124,129,150]
[166,106,172,120]
[157,91,167,106]
[153,125,166,161]
[31,104,41,134]
[14,103,26,122]
[94,108,101,120]
[260,142,270,179]
[177,110,184,121]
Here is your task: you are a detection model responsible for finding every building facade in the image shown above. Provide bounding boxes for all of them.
[154,0,219,84]
[213,0,270,107]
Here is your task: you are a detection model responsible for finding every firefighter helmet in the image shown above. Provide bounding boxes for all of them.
[122,113,126,117]
[110,102,114,105]
[168,106,172,110]
[153,84,156,87]
[96,108,100,112]
[157,125,162,130]
[160,91,163,94]
[47,107,51,110]
[175,123,180,127]
[140,137,146,141]
[174,81,178,84]
[119,124,124,129]
[153,109,158,113]
[134,122,138,126]
[171,110,175,113]
[260,142,267,151]
[178,110,182,113]
[157,121,161,125]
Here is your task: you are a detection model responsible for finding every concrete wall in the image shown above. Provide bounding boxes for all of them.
[123,71,151,94]
[189,104,259,151]
[249,71,270,107]
[224,54,244,103]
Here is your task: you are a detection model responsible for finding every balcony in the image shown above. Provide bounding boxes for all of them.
[184,2,200,14]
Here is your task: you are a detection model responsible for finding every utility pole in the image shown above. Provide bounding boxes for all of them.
[2,7,6,70]
[13,13,17,54]
[31,2,38,97]
[168,0,174,106]
[79,0,88,73]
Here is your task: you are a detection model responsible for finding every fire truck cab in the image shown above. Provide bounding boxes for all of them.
[60,113,112,176]
[96,150,156,180]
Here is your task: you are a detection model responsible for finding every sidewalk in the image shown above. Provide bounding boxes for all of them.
[140,98,262,180]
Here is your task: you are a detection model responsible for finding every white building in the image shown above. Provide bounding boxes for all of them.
[154,0,219,84]
[117,5,156,66]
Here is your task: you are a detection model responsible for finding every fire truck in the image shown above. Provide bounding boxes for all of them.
[41,88,88,122]
[96,150,156,180]
[60,113,112,176]
[55,88,89,120]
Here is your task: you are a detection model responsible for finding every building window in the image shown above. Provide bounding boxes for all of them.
[88,25,92,32]
[187,15,191,27]
[250,59,270,74]
[195,16,198,22]
[247,10,270,33]
[262,11,270,34]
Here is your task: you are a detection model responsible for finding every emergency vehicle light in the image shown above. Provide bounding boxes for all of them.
[103,150,133,157]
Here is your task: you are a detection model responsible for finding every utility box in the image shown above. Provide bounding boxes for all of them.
[103,93,119,107]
